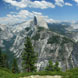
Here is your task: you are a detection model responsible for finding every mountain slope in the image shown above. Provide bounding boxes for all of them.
[48,22,78,42]
[10,26,77,71]
[0,16,78,71]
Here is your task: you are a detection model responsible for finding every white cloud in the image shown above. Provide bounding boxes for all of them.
[3,0,74,9]
[0,10,44,24]
[55,0,64,7]
[65,2,72,6]
[4,0,55,9]
[30,1,55,9]
[74,0,78,3]
[0,9,59,24]
[32,11,42,16]
[55,0,73,7]
[43,16,60,23]
[4,0,27,8]
[45,18,59,23]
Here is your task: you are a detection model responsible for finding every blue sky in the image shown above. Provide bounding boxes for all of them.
[0,0,78,24]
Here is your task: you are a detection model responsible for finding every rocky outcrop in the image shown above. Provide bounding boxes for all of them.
[34,16,48,29]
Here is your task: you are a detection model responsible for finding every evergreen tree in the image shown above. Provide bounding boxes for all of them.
[54,61,60,71]
[2,54,9,68]
[45,60,54,71]
[22,37,37,72]
[12,58,19,73]
[0,48,9,68]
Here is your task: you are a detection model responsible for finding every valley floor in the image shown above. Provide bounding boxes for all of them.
[20,75,62,78]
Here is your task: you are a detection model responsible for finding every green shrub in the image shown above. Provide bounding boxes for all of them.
[32,33,40,40]
[47,35,60,44]
[38,27,45,32]
[61,37,74,45]
[1,66,78,78]
[63,68,78,78]
[0,68,18,78]
[27,30,33,36]
[25,27,30,31]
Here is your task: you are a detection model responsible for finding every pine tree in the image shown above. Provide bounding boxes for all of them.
[45,60,54,71]
[2,54,9,68]
[12,58,19,73]
[22,37,37,72]
[54,61,60,71]
[0,48,9,68]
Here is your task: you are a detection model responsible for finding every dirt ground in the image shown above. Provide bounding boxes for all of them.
[20,75,62,78]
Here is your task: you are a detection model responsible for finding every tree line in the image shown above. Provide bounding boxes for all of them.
[0,37,60,73]
[0,48,19,73]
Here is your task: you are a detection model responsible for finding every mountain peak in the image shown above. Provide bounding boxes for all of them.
[33,16,48,29]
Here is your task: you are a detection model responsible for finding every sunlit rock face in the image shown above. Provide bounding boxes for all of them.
[0,24,13,47]
[34,16,48,29]
[1,16,78,71]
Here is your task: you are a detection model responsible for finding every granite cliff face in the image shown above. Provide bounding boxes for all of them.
[34,16,48,29]
[0,16,78,71]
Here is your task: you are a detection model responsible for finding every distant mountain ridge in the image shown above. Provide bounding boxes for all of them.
[0,16,78,71]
